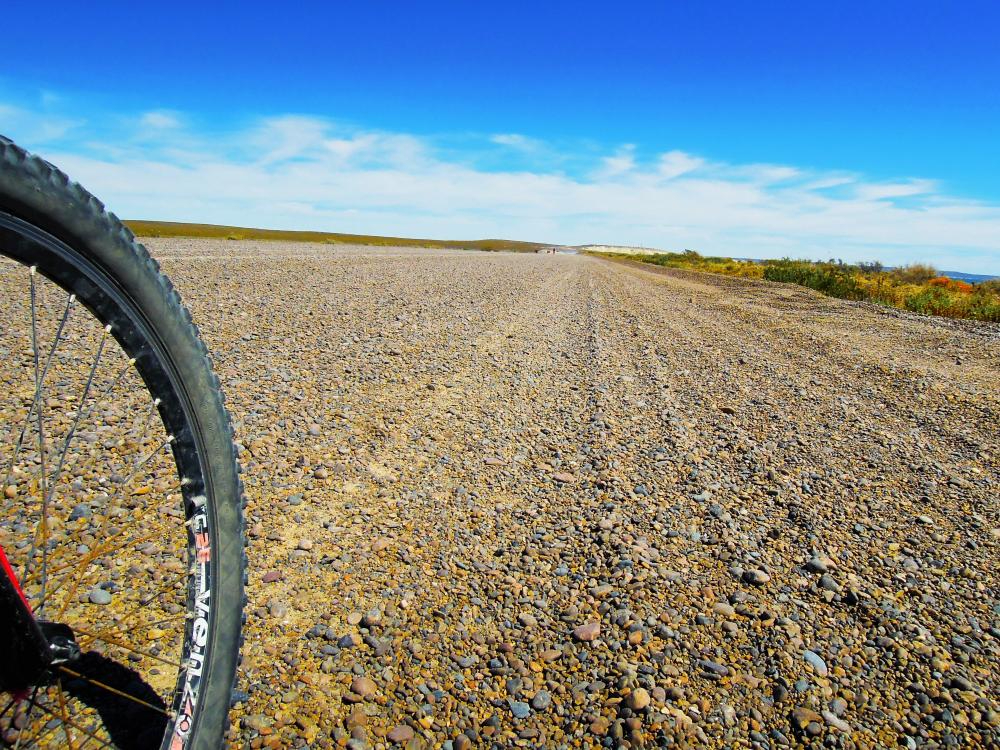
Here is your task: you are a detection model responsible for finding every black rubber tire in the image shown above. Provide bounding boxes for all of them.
[0,135,245,749]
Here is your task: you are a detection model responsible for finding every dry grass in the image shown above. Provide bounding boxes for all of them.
[591,250,1000,322]
[125,220,547,253]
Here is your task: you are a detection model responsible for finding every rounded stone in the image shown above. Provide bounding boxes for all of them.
[627,688,651,710]
[88,588,112,605]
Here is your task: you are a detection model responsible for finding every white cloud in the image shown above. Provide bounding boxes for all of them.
[596,145,637,179]
[491,133,545,152]
[0,103,81,142]
[249,115,331,164]
[854,179,936,201]
[657,150,704,180]
[139,110,182,130]
[5,101,1000,274]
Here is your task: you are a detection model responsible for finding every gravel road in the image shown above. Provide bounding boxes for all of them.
[152,239,999,750]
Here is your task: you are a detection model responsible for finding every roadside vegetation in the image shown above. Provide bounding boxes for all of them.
[125,220,546,253]
[595,250,1000,322]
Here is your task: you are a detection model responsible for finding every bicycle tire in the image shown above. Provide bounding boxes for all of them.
[0,134,245,749]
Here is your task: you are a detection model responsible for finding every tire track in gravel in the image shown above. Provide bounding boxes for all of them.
[583,257,1000,747]
[594,260,998,540]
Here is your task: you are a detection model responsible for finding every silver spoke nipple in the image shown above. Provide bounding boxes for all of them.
[104,324,112,333]
[30,265,37,275]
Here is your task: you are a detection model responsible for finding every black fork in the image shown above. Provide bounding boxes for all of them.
[0,546,79,694]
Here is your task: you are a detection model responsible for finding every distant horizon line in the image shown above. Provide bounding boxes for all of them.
[124,220,999,281]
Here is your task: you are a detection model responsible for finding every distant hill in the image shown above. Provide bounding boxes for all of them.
[940,270,999,283]
[124,220,547,253]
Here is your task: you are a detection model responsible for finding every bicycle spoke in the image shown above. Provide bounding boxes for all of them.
[37,327,111,620]
[22,524,170,591]
[39,434,178,610]
[17,695,113,750]
[1,281,75,493]
[0,694,17,722]
[43,336,126,497]
[113,434,176,495]
[30,268,54,616]
[37,390,162,500]
[57,666,172,718]
[7,279,76,599]
[77,610,188,646]
[43,528,170,618]
[136,568,188,609]
[130,397,162,446]
[71,626,185,670]
[11,687,40,750]
[54,683,77,750]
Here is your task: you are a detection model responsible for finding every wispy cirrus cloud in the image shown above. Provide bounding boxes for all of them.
[490,133,544,151]
[139,110,183,130]
[0,102,82,143]
[657,150,705,180]
[2,96,999,273]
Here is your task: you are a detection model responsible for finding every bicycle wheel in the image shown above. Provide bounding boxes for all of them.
[0,135,245,749]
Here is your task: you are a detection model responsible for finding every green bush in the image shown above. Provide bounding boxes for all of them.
[967,287,1000,322]
[976,278,1000,294]
[762,260,864,299]
[905,287,952,317]
[891,263,939,284]
[596,251,1000,322]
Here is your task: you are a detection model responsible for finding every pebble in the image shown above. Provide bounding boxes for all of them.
[818,573,840,591]
[573,622,601,641]
[803,650,828,677]
[698,659,729,676]
[531,690,552,710]
[88,588,112,605]
[517,612,537,627]
[804,555,832,573]
[822,710,851,733]
[590,717,610,735]
[387,725,414,743]
[627,688,651,710]
[791,706,823,730]
[743,569,770,586]
[508,700,531,719]
[69,503,92,520]
[712,602,736,618]
[350,676,377,698]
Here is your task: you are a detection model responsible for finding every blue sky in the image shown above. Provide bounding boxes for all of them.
[3,1,1000,273]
